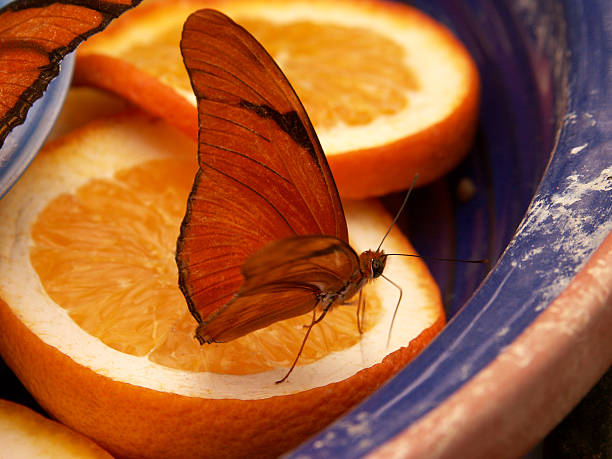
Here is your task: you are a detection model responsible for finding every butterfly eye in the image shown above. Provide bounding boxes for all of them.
[371,257,386,278]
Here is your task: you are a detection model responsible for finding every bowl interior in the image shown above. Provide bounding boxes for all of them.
[291,0,612,456]
[390,0,564,318]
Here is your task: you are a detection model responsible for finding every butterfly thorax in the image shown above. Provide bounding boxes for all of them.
[317,249,386,308]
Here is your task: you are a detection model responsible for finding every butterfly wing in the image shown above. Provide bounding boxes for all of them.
[197,235,360,343]
[176,9,348,328]
[0,0,141,148]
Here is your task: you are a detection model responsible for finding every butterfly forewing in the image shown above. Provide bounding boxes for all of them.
[177,10,349,327]
[182,9,346,235]
[0,0,142,147]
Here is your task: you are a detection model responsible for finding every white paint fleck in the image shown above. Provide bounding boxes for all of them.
[564,111,577,123]
[496,326,510,338]
[343,411,372,437]
[312,430,336,450]
[460,364,472,381]
[570,143,588,155]
[517,168,611,248]
[510,167,612,315]
[307,409,373,454]
[500,342,534,368]
[583,112,597,126]
[521,246,544,261]
[357,438,374,451]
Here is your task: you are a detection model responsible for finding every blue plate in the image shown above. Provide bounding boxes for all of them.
[0,0,74,199]
[289,0,611,457]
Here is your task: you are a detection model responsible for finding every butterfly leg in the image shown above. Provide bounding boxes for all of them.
[275,302,332,384]
[356,289,366,334]
[383,274,403,347]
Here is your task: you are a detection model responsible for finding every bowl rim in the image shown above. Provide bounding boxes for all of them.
[366,231,612,458]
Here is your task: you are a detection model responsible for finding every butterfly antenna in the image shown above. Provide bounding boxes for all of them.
[381,274,402,348]
[376,174,419,252]
[385,254,488,264]
[356,289,365,334]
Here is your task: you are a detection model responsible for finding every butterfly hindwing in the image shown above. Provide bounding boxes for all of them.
[197,235,360,342]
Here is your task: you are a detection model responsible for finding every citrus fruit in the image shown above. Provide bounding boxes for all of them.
[0,399,112,459]
[74,0,480,198]
[47,86,130,142]
[0,113,443,458]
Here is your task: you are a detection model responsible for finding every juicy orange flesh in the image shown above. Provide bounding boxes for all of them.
[30,158,383,374]
[122,18,418,129]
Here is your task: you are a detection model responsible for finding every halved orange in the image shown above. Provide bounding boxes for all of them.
[46,86,131,142]
[0,113,443,458]
[0,399,112,459]
[74,0,480,198]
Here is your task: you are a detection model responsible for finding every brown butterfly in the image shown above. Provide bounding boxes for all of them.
[0,0,142,148]
[176,9,395,383]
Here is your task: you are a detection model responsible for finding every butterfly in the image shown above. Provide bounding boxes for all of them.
[175,9,406,383]
[0,0,142,148]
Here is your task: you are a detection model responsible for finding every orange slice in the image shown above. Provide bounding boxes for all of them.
[0,399,112,459]
[47,87,131,142]
[0,113,443,458]
[74,0,480,198]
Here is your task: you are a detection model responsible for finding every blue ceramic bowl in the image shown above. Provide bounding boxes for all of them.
[0,0,609,457]
[0,0,74,198]
[289,1,611,457]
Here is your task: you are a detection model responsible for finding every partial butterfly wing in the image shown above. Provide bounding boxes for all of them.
[197,235,360,342]
[0,0,142,147]
[176,9,349,333]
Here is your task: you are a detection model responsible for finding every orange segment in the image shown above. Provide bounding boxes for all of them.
[75,0,480,197]
[0,113,444,458]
